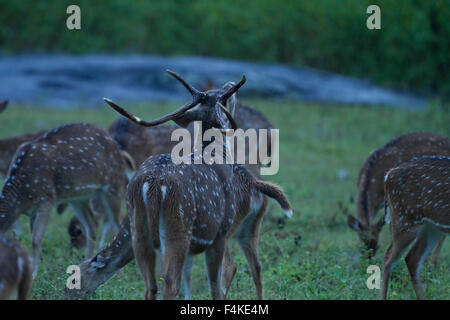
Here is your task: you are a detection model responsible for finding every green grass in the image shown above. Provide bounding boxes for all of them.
[0,100,449,300]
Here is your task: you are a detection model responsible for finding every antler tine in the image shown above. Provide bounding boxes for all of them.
[219,75,246,103]
[166,69,202,96]
[104,97,200,127]
[218,103,237,130]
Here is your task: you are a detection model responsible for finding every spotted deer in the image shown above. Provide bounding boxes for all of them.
[0,123,128,276]
[0,103,132,245]
[348,132,449,261]
[382,155,449,300]
[99,70,291,300]
[0,232,32,299]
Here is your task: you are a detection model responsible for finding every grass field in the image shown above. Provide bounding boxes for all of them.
[0,100,449,300]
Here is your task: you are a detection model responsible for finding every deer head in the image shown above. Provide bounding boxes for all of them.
[347,214,385,257]
[104,70,245,133]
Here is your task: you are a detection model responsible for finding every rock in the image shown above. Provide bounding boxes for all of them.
[0,54,428,109]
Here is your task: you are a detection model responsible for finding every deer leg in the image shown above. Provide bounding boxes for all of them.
[99,193,121,234]
[237,235,262,299]
[132,210,158,300]
[87,197,108,249]
[381,230,416,300]
[177,254,193,300]
[17,262,32,300]
[430,236,445,265]
[221,244,237,298]
[98,222,111,250]
[161,239,189,300]
[13,220,22,238]
[405,225,444,300]
[29,202,53,278]
[205,239,226,300]
[70,201,97,259]
[235,197,265,299]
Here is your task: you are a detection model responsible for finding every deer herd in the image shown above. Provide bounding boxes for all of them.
[0,72,448,300]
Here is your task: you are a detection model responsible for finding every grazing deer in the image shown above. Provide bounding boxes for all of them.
[0,232,32,299]
[348,132,450,260]
[0,123,128,276]
[102,70,292,300]
[382,155,449,300]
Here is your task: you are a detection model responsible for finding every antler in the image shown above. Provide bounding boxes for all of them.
[104,96,202,127]
[215,76,245,132]
[166,69,203,98]
[218,75,246,105]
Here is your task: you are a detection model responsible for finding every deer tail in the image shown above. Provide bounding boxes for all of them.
[255,180,293,218]
[130,180,161,250]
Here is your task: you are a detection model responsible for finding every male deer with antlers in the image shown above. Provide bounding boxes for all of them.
[108,93,274,177]
[0,232,32,299]
[348,132,449,261]
[382,155,449,300]
[69,82,276,257]
[102,70,292,299]
[0,123,128,276]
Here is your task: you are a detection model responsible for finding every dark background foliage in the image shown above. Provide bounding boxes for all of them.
[0,0,448,96]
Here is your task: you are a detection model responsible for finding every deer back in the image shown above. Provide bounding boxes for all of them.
[385,155,450,233]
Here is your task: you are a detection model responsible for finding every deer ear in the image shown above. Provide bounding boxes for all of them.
[0,100,8,113]
[348,215,363,231]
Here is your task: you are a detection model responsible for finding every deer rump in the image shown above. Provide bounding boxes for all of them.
[128,155,231,256]
[128,153,291,254]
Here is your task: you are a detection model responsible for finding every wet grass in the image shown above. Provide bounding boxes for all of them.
[0,99,448,300]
